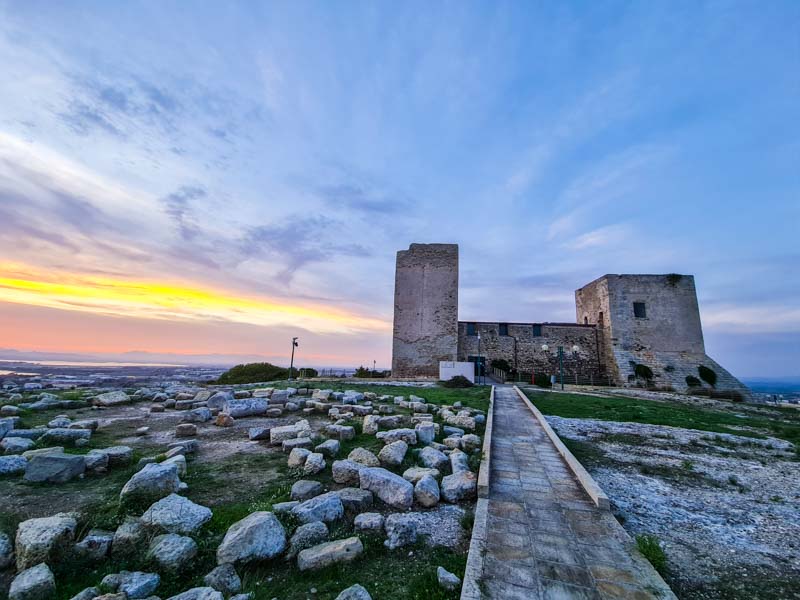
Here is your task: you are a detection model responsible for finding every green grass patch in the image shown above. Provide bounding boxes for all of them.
[636,534,667,576]
[523,389,800,446]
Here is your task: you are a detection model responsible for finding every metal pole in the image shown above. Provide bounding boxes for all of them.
[289,337,298,380]
[559,346,564,390]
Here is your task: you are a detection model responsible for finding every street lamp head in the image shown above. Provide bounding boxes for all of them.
[572,345,580,353]
[541,344,549,352]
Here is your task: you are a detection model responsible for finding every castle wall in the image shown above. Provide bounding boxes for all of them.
[457,321,604,383]
[391,243,459,377]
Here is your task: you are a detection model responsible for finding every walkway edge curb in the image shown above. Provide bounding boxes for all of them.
[477,385,494,498]
[461,386,494,599]
[513,385,611,510]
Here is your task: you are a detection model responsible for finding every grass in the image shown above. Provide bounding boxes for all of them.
[635,534,667,576]
[523,389,800,447]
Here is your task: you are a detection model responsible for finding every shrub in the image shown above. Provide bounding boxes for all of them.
[533,373,552,388]
[354,366,388,378]
[217,362,288,384]
[664,365,675,373]
[490,358,511,372]
[636,534,667,575]
[685,375,701,387]
[698,365,717,387]
[634,363,654,381]
[441,375,474,388]
[299,367,318,378]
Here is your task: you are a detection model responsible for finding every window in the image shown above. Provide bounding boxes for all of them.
[532,324,542,337]
[499,323,509,336]
[633,302,647,318]
[584,316,589,325]
[466,322,477,336]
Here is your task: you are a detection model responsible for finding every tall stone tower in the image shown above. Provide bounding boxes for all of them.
[391,243,459,377]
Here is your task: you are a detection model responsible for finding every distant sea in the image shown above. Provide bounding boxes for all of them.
[742,377,800,399]
[0,359,186,368]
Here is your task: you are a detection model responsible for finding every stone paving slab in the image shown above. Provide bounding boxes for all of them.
[476,386,676,600]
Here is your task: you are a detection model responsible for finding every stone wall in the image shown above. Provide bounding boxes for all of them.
[391,243,459,377]
[457,322,605,383]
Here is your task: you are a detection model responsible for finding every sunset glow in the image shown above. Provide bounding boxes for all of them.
[0,264,389,334]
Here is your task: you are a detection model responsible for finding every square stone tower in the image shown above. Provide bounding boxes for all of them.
[391,243,459,377]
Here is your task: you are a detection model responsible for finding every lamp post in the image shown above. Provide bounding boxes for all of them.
[289,337,299,380]
[477,332,482,385]
[558,346,564,390]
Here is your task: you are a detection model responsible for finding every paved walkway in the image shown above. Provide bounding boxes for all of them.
[479,386,674,599]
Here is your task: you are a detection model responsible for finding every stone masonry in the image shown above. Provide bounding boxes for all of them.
[391,243,459,377]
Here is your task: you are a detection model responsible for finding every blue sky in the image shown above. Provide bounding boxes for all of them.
[0,1,797,376]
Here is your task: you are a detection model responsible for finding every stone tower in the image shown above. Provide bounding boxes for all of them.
[391,243,459,377]
[576,274,749,395]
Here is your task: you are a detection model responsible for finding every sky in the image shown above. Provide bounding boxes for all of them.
[0,1,798,376]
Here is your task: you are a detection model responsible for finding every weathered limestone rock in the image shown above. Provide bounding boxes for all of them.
[248,427,271,441]
[101,571,160,599]
[292,491,344,524]
[207,391,233,411]
[441,471,477,503]
[120,462,181,504]
[419,446,449,471]
[443,437,461,450]
[378,440,407,467]
[99,446,134,467]
[47,416,71,428]
[272,501,299,514]
[283,437,313,453]
[94,391,131,406]
[74,529,113,562]
[461,433,481,453]
[175,423,198,437]
[224,398,267,418]
[0,454,27,475]
[194,390,213,403]
[348,447,380,467]
[449,449,470,474]
[291,480,323,501]
[141,494,212,534]
[362,414,380,435]
[215,413,235,427]
[216,512,286,565]
[112,517,146,557]
[203,563,241,595]
[184,407,212,423]
[402,467,440,483]
[270,420,311,445]
[415,422,436,445]
[437,566,461,590]
[163,453,187,477]
[148,533,197,571]
[332,460,364,486]
[1,437,35,454]
[335,584,372,600]
[384,513,417,549]
[377,428,417,445]
[297,537,363,571]
[69,587,101,600]
[9,563,55,600]
[166,588,223,600]
[287,447,311,468]
[0,531,13,569]
[303,452,326,475]
[414,474,440,507]
[312,389,332,401]
[359,467,413,510]
[38,427,92,446]
[15,513,77,570]
[326,424,355,441]
[315,439,340,457]
[354,512,384,532]
[286,521,328,559]
[335,488,373,513]
[251,388,274,398]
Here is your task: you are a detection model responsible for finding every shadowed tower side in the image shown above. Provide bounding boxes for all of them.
[391,243,459,377]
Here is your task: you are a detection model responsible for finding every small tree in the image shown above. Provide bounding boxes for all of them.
[685,375,701,387]
[698,365,717,388]
[490,358,511,372]
[441,375,473,388]
[634,363,654,381]
[533,373,552,388]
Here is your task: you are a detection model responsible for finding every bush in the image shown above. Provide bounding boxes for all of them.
[634,363,654,381]
[636,534,667,575]
[685,375,702,387]
[698,365,717,387]
[490,358,511,372]
[354,366,388,378]
[299,367,318,378]
[217,362,288,384]
[533,373,552,388]
[441,375,474,388]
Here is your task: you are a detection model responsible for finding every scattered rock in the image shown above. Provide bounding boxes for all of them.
[112,517,146,558]
[148,533,198,571]
[335,584,372,600]
[101,571,160,599]
[378,440,408,467]
[247,427,271,441]
[286,521,328,559]
[69,587,101,600]
[74,529,114,562]
[1,437,35,454]
[419,447,449,471]
[203,563,241,595]
[354,513,384,532]
[175,423,198,437]
[99,446,134,467]
[384,513,417,549]
[291,479,323,501]
[292,491,344,524]
[315,439,340,457]
[9,563,56,600]
[414,474,440,507]
[283,437,313,453]
[461,434,481,453]
[415,422,436,445]
[303,452,326,475]
[332,460,364,486]
[184,407,212,423]
[120,462,181,504]
[141,494,212,534]
[437,566,461,590]
[224,398,268,418]
[377,428,417,445]
[362,415,380,435]
[348,447,380,467]
[166,588,223,600]
[215,413,235,427]
[216,512,286,565]
[0,531,13,569]
[38,427,91,446]
[359,467,414,509]
[402,467,440,484]
[335,488,373,514]
[441,471,477,503]
[94,391,131,406]
[449,449,470,474]
[287,447,311,468]
[0,455,27,475]
[325,424,355,441]
[297,537,363,571]
[15,512,77,570]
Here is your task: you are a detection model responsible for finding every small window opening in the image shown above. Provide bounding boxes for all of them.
[584,316,588,325]
[499,323,509,336]
[633,302,647,318]
[532,324,542,337]
[467,322,477,336]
